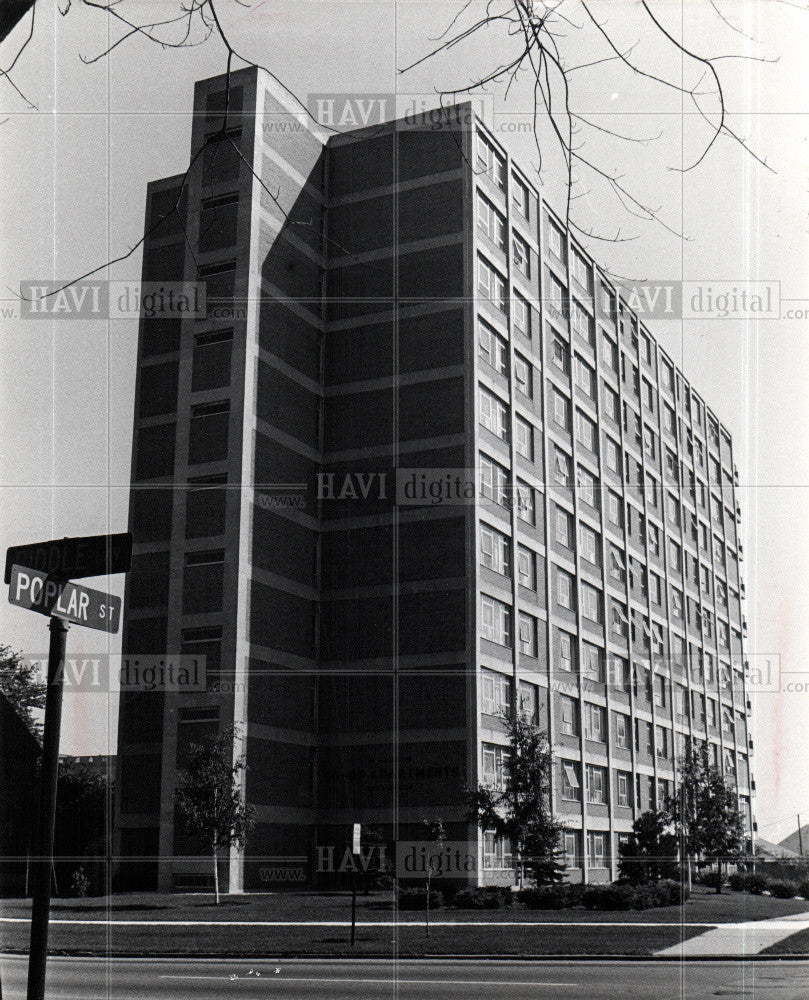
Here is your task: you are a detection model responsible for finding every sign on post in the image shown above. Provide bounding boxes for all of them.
[352,823,362,855]
[8,565,122,633]
[4,531,132,584]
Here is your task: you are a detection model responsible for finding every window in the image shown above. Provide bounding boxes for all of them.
[562,761,581,801]
[654,674,667,709]
[667,492,681,528]
[661,357,674,391]
[481,522,510,575]
[617,771,631,807]
[575,410,596,451]
[571,300,592,343]
[614,712,630,748]
[513,290,531,337]
[586,764,607,804]
[707,698,717,727]
[515,354,532,397]
[577,465,598,509]
[648,523,660,557]
[550,451,570,493]
[670,588,683,619]
[480,453,509,506]
[547,218,564,257]
[582,641,603,680]
[182,549,225,614]
[516,479,535,524]
[560,696,578,736]
[571,246,591,291]
[517,545,537,590]
[604,437,621,475]
[559,631,575,673]
[651,621,665,656]
[482,742,510,790]
[519,612,538,656]
[557,569,575,610]
[656,726,669,760]
[574,356,595,398]
[552,336,568,372]
[579,523,599,565]
[555,507,573,547]
[512,232,531,277]
[663,403,676,435]
[516,416,534,460]
[611,601,628,638]
[609,546,626,583]
[581,584,602,626]
[601,283,615,318]
[192,329,233,392]
[478,317,508,376]
[477,191,506,249]
[602,333,618,372]
[482,668,512,716]
[587,831,607,868]
[519,680,540,723]
[603,383,619,422]
[199,192,239,248]
[476,132,506,189]
[644,426,657,462]
[584,702,606,742]
[606,491,623,528]
[512,174,530,217]
[552,389,570,430]
[548,274,567,316]
[668,538,682,573]
[478,255,507,312]
[181,625,223,688]
[483,831,514,870]
[481,594,512,646]
[479,385,509,440]
[189,400,230,465]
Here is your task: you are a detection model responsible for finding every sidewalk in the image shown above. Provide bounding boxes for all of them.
[656,912,809,957]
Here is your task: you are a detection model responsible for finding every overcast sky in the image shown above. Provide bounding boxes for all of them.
[0,0,807,844]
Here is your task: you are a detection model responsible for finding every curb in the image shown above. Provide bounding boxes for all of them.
[2,949,808,961]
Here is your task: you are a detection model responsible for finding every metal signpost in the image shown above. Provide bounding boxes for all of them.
[4,533,131,1000]
[350,823,361,946]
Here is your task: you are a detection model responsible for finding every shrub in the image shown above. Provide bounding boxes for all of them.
[728,873,746,892]
[69,865,90,898]
[397,888,443,910]
[743,873,771,895]
[453,886,512,909]
[698,870,723,890]
[769,880,799,899]
[583,883,645,911]
[798,880,809,901]
[652,879,690,907]
[518,885,573,910]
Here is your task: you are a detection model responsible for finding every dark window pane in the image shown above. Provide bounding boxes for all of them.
[199,194,239,253]
[142,317,181,357]
[183,551,224,614]
[135,423,175,480]
[138,360,179,418]
[185,480,227,538]
[202,131,242,186]
[188,402,229,465]
[192,331,232,392]
[130,487,173,543]
[128,552,171,610]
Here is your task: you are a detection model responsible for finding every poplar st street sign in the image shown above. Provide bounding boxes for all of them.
[8,564,122,633]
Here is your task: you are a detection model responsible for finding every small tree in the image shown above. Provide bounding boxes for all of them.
[667,746,744,893]
[0,645,45,736]
[618,810,679,884]
[422,819,445,937]
[175,725,254,904]
[467,713,565,889]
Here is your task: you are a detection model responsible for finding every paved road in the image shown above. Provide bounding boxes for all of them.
[2,956,809,999]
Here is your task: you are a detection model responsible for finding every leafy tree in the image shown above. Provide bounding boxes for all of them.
[54,757,112,895]
[0,644,45,737]
[175,725,255,904]
[618,809,679,885]
[467,713,565,889]
[667,745,745,893]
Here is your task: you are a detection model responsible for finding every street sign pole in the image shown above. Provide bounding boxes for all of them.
[26,616,69,1000]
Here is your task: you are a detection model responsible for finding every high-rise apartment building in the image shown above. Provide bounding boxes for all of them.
[115,66,754,892]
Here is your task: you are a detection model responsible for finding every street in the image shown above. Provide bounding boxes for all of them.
[1,956,809,999]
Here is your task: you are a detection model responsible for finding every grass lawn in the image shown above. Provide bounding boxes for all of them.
[2,888,807,958]
[760,929,809,956]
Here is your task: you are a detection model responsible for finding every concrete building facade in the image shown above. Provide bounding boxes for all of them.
[115,66,754,892]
